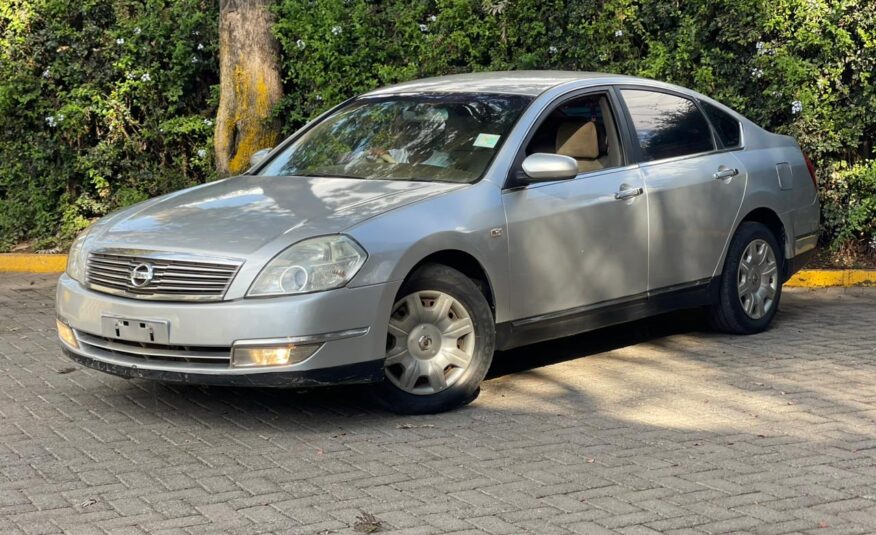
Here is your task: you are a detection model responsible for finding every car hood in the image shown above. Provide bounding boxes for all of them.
[91,175,464,257]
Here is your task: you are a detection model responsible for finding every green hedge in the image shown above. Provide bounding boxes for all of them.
[0,0,218,249]
[2,0,875,259]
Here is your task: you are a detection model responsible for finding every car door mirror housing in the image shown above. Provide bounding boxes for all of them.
[249,148,273,167]
[520,153,579,182]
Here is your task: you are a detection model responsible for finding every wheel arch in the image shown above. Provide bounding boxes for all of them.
[406,249,497,317]
[723,206,794,281]
[738,207,789,258]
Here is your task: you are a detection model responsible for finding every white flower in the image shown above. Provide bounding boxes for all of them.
[756,41,764,49]
[428,15,437,22]
[197,149,207,158]
[191,56,199,63]
[614,29,624,37]
[134,27,141,35]
[331,25,342,36]
[42,68,50,78]
[316,95,324,101]
[197,43,204,50]
[193,30,200,36]
[203,118,213,126]
[791,100,803,114]
[140,72,151,82]
[548,46,558,55]
[750,67,763,78]
[296,39,306,49]
[45,116,56,127]
[419,23,428,32]
[116,37,125,45]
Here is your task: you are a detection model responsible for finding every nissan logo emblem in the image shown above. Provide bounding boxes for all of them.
[129,263,154,287]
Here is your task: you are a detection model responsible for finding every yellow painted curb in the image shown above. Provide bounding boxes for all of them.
[0,254,68,273]
[786,269,876,288]
[0,254,874,287]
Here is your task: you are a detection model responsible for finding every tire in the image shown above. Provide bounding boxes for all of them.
[372,263,495,414]
[708,221,784,334]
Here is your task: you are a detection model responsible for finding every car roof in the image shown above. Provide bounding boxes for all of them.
[363,70,644,97]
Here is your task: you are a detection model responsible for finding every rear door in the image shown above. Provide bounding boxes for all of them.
[617,88,747,291]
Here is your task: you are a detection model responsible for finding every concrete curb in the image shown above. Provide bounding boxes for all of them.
[1,254,874,287]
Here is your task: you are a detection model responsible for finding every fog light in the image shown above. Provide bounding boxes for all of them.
[231,343,320,368]
[56,319,78,349]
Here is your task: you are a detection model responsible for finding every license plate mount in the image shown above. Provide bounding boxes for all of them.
[101,315,170,344]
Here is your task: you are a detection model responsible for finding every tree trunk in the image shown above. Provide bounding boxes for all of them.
[215,0,283,176]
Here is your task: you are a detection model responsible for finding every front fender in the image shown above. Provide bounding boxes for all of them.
[346,181,514,322]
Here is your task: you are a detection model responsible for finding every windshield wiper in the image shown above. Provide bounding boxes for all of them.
[295,172,365,180]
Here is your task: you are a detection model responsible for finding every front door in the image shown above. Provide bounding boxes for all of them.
[503,167,649,320]
[502,90,649,320]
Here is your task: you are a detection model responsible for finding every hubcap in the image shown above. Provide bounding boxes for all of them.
[737,239,778,320]
[385,290,475,395]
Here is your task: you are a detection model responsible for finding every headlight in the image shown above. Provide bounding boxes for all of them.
[65,230,90,283]
[247,235,367,297]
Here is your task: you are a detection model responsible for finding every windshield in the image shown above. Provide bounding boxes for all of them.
[259,93,532,183]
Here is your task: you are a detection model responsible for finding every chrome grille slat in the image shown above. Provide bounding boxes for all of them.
[89,271,130,282]
[159,272,234,280]
[86,263,131,274]
[86,250,242,302]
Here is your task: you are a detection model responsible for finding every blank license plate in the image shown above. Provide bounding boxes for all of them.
[101,316,170,344]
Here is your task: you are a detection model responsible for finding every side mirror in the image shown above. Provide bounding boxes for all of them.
[520,153,579,182]
[249,147,273,167]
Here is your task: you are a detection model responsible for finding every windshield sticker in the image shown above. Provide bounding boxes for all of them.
[473,133,501,149]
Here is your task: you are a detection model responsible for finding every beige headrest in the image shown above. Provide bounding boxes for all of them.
[556,120,599,160]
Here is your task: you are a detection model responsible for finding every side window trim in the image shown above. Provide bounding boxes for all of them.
[503,86,634,189]
[615,84,721,165]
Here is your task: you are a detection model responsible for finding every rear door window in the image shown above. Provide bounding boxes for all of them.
[620,89,715,161]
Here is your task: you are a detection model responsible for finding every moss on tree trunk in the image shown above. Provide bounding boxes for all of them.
[215,0,283,176]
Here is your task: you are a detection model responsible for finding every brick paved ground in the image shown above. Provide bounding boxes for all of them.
[1,273,875,535]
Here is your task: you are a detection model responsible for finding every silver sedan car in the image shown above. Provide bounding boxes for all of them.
[56,71,820,413]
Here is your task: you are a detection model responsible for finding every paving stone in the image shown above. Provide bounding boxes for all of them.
[2,274,876,533]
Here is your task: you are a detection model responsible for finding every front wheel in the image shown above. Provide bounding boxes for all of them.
[708,221,784,334]
[372,264,495,414]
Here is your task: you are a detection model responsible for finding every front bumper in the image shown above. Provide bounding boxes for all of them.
[61,347,384,387]
[56,274,400,386]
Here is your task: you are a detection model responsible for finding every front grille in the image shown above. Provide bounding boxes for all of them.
[86,250,242,301]
[76,330,231,366]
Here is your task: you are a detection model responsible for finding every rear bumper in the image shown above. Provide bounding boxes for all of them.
[784,231,818,281]
[784,249,817,282]
[61,346,384,387]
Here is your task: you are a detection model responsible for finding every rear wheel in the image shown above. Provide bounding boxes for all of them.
[709,221,783,334]
[373,264,495,414]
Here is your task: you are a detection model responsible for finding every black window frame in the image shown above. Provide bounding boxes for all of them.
[698,99,745,151]
[613,85,720,165]
[504,86,634,190]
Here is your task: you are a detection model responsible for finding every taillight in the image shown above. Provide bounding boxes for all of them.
[803,152,818,189]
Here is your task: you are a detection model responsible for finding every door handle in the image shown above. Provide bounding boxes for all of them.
[615,186,644,200]
[713,168,739,180]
